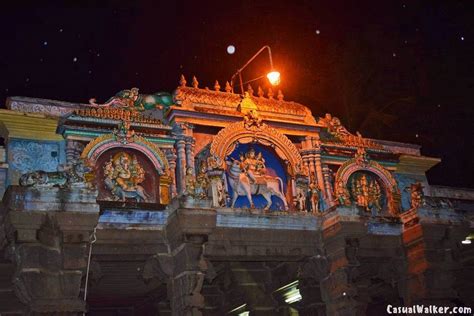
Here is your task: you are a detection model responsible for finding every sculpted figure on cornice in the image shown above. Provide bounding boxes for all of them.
[19,159,92,189]
[318,113,384,150]
[89,87,173,111]
[103,152,148,202]
[243,109,263,130]
[319,113,352,138]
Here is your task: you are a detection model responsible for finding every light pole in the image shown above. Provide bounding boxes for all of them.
[230,45,281,95]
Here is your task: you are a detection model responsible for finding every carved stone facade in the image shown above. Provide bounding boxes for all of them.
[0,79,472,315]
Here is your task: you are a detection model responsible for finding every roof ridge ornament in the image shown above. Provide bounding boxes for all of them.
[225,81,232,93]
[192,76,199,88]
[277,89,284,101]
[267,88,274,99]
[179,74,187,87]
[214,80,221,91]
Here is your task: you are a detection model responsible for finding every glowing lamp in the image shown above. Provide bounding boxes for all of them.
[230,45,281,94]
[267,71,281,85]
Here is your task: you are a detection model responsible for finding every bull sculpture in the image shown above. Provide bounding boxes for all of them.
[227,159,288,211]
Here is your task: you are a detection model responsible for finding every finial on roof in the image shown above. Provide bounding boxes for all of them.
[257,86,264,97]
[214,80,221,91]
[179,74,187,87]
[267,88,274,99]
[192,76,199,88]
[277,89,284,101]
[225,81,232,93]
[247,84,254,96]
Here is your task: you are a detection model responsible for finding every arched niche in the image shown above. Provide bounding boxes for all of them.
[335,154,401,215]
[208,117,303,210]
[209,120,303,178]
[80,133,172,205]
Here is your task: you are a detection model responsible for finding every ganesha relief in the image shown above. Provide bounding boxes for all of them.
[103,152,149,202]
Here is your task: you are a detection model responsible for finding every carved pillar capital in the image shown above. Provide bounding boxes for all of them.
[1,186,99,314]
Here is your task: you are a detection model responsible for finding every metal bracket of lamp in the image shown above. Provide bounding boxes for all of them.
[230,45,281,95]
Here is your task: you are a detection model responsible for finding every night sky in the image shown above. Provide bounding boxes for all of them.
[0,1,473,188]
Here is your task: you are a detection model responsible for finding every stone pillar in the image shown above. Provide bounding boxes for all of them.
[1,186,100,315]
[303,158,311,183]
[321,211,368,315]
[66,140,85,163]
[176,138,187,195]
[313,152,325,198]
[322,164,334,207]
[165,148,178,197]
[399,207,469,307]
[143,209,217,316]
[185,138,196,175]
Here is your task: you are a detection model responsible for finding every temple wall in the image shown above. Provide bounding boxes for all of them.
[0,90,472,315]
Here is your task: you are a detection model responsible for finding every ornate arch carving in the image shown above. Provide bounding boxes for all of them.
[80,129,172,204]
[210,112,303,177]
[81,133,169,175]
[335,148,401,215]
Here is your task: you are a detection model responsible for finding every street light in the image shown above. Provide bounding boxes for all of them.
[230,45,280,94]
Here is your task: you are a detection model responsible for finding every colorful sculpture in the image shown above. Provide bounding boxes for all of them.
[227,149,288,211]
[335,179,351,206]
[407,182,424,209]
[19,160,91,188]
[351,174,382,212]
[195,162,210,199]
[103,152,148,202]
[307,181,321,213]
[89,88,173,111]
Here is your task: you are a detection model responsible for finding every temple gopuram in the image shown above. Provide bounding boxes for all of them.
[0,76,473,315]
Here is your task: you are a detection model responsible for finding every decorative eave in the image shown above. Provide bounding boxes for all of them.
[171,83,318,127]
[58,114,175,148]
[395,154,441,175]
[0,109,63,141]
[6,96,88,117]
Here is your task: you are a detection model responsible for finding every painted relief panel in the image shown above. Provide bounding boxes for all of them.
[95,148,159,204]
[226,143,288,211]
[348,171,385,214]
[8,140,65,185]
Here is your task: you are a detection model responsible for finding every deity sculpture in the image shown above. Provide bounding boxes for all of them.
[351,174,382,212]
[407,182,424,209]
[243,109,263,129]
[227,148,288,211]
[240,148,267,183]
[335,179,351,206]
[114,120,136,144]
[194,161,210,199]
[184,167,196,197]
[306,181,321,213]
[103,152,148,202]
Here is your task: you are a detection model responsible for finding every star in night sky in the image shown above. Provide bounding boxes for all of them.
[0,0,473,187]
